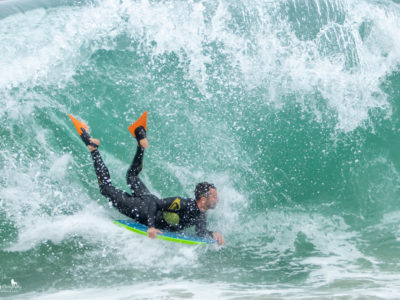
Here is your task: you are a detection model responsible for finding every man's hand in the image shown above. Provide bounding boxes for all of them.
[147,227,163,239]
[213,232,225,246]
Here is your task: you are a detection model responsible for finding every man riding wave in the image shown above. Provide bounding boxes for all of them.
[75,116,224,246]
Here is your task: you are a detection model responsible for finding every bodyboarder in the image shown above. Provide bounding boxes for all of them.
[69,113,224,246]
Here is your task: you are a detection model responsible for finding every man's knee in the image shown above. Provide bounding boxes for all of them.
[127,162,142,179]
[99,184,113,198]
[126,171,132,184]
[126,173,141,188]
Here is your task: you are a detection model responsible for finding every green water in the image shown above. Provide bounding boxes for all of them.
[1,0,400,298]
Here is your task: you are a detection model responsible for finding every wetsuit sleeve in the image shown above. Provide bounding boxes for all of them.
[195,213,213,239]
[147,200,157,228]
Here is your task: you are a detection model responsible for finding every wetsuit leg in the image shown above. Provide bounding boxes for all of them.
[126,146,151,197]
[91,149,147,220]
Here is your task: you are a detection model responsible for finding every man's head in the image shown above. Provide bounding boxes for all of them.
[194,182,218,211]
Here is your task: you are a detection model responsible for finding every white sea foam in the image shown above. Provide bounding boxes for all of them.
[241,209,385,286]
[14,277,400,300]
[116,0,400,131]
[1,0,399,130]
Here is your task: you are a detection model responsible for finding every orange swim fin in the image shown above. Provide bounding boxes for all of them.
[68,114,88,136]
[128,111,148,138]
[68,114,98,148]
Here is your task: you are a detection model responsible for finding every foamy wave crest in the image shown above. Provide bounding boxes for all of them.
[1,0,399,130]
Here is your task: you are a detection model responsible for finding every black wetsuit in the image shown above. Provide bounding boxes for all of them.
[90,146,213,238]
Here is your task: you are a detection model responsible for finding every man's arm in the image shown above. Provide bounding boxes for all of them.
[212,232,224,246]
[195,213,224,245]
[146,199,163,238]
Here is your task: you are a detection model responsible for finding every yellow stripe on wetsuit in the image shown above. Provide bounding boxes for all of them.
[163,198,181,226]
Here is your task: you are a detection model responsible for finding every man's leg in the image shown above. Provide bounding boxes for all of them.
[91,149,142,218]
[126,145,151,197]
